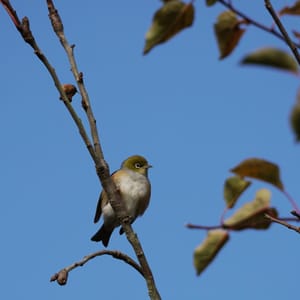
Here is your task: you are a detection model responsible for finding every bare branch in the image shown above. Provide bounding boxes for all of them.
[45,2,161,299]
[264,0,300,65]
[291,210,300,220]
[50,249,144,285]
[0,1,161,299]
[265,214,300,234]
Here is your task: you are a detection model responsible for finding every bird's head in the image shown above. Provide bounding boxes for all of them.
[121,155,152,176]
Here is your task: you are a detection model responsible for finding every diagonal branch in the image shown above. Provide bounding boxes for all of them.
[264,0,300,65]
[0,1,161,299]
[265,214,300,234]
[45,2,161,299]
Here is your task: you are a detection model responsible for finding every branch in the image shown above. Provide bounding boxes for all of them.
[50,250,144,285]
[0,1,96,161]
[217,0,300,49]
[186,223,222,230]
[186,216,300,231]
[0,1,161,299]
[291,210,300,220]
[45,2,161,299]
[264,0,300,65]
[265,214,300,234]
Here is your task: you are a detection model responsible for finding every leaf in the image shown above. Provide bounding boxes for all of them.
[293,30,300,40]
[224,189,277,230]
[290,93,300,142]
[206,0,217,6]
[193,230,229,276]
[230,158,284,190]
[279,0,300,16]
[214,10,246,59]
[241,47,299,74]
[143,0,195,55]
[224,176,251,209]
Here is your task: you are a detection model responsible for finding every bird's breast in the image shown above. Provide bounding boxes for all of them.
[116,170,151,218]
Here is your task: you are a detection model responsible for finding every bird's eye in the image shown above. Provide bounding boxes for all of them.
[135,162,141,169]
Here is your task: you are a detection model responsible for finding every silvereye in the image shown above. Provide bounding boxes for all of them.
[91,155,152,247]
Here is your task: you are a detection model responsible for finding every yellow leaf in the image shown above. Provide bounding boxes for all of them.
[224,189,277,230]
[214,11,246,59]
[143,0,195,55]
[241,47,299,74]
[194,230,229,276]
[224,176,251,209]
[230,158,284,190]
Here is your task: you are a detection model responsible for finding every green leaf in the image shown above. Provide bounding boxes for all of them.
[143,0,195,55]
[224,189,277,230]
[230,158,284,190]
[206,0,217,6]
[214,10,246,59]
[194,230,229,276]
[241,47,299,74]
[279,0,300,16]
[224,176,251,209]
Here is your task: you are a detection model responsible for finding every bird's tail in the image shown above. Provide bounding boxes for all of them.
[91,225,113,247]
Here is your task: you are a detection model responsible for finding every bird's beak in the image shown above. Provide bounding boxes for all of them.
[145,164,152,169]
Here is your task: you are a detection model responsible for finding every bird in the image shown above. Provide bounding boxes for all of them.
[91,155,152,247]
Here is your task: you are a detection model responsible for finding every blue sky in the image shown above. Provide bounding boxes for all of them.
[0,1,299,299]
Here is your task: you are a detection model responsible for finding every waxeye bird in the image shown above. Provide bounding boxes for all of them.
[91,155,152,247]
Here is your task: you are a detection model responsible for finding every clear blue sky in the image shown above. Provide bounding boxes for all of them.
[0,1,299,299]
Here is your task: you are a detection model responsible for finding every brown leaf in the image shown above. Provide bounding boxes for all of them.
[290,92,300,142]
[214,10,246,59]
[223,189,277,230]
[224,176,251,209]
[279,0,300,16]
[240,47,299,74]
[193,230,229,276]
[206,0,217,6]
[143,0,195,55]
[230,158,284,190]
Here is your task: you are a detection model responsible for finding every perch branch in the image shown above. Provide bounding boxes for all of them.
[50,249,144,285]
[0,1,161,299]
[45,2,161,299]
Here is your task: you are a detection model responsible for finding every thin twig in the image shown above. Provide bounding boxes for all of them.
[186,216,300,231]
[282,190,300,215]
[264,0,300,65]
[265,214,300,234]
[291,210,300,220]
[217,0,300,49]
[0,1,97,161]
[50,250,144,285]
[186,223,222,230]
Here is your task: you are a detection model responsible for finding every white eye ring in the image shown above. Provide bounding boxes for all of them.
[135,162,141,169]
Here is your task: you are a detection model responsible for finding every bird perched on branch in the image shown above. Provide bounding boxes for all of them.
[91,155,152,247]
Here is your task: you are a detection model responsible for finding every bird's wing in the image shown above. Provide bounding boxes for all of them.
[93,191,105,223]
[93,170,120,223]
